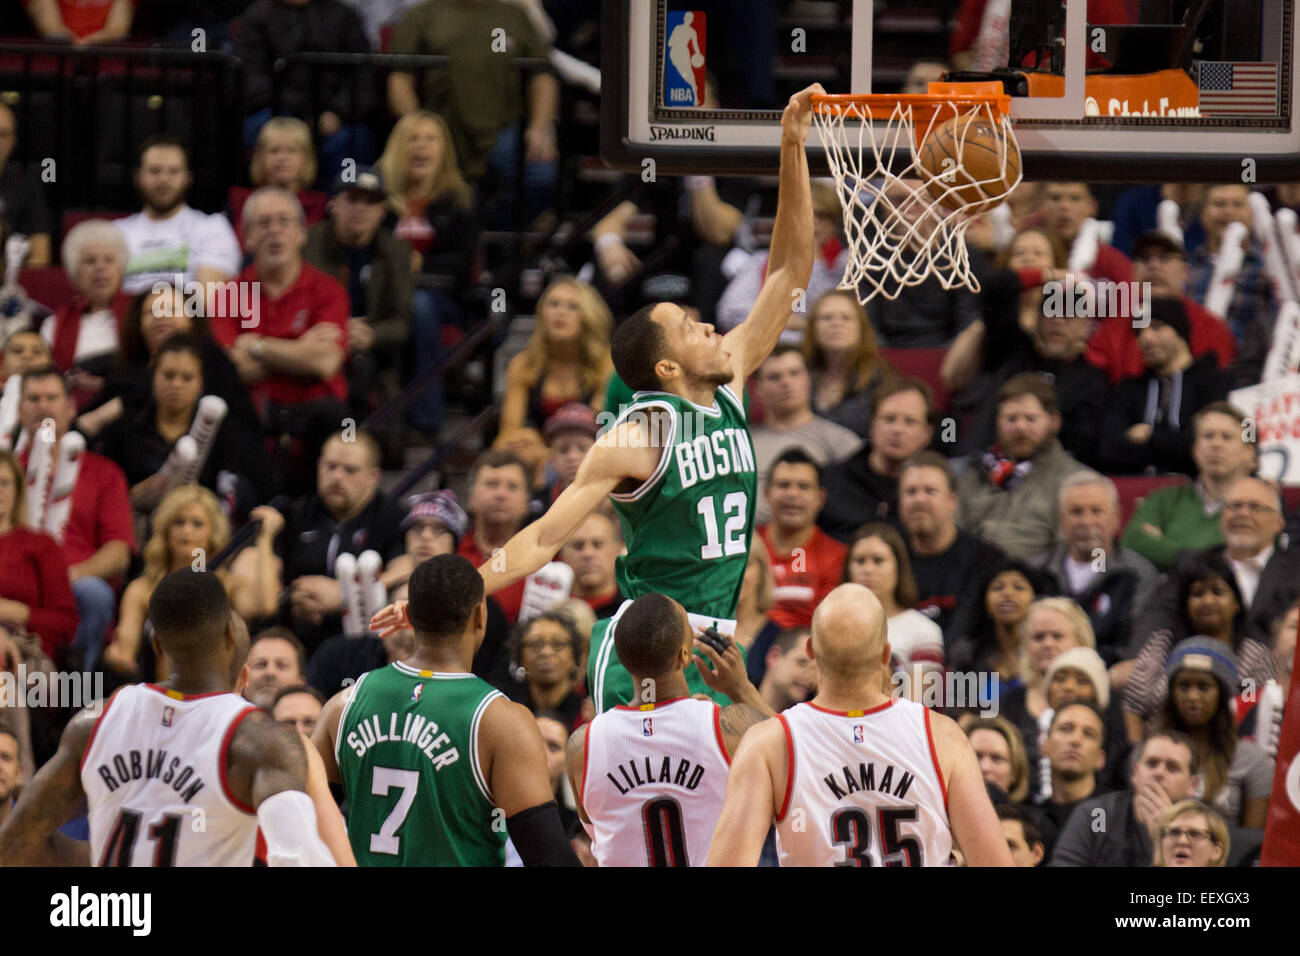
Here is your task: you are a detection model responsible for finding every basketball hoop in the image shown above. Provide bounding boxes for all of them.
[812,83,1021,302]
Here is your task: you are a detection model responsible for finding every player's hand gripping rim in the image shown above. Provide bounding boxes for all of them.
[370,600,411,639]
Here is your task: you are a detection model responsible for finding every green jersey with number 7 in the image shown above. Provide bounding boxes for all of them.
[589,384,756,713]
[336,663,506,866]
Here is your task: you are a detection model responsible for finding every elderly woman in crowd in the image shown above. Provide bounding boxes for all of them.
[1151,638,1274,829]
[41,219,131,409]
[1153,799,1230,867]
[506,610,587,729]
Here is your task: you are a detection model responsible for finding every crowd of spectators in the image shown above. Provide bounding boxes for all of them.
[0,1,1295,869]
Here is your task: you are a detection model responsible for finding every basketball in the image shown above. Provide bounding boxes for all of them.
[918,114,1021,215]
[691,53,704,68]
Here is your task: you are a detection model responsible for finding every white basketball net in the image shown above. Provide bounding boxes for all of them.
[813,98,1022,302]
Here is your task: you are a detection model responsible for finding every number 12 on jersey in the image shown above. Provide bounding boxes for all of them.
[696,492,747,560]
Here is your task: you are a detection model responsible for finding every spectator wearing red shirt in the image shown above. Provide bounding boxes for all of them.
[24,0,134,44]
[1087,231,1237,385]
[458,450,534,625]
[212,186,350,496]
[0,450,77,661]
[758,448,846,632]
[17,367,133,670]
[560,511,624,620]
[1039,183,1134,287]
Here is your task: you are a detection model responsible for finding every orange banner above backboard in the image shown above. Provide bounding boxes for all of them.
[1026,68,1201,117]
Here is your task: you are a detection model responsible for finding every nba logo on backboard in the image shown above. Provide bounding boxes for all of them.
[663,11,706,107]
[643,717,654,737]
[412,684,423,702]
[162,706,174,727]
[852,725,864,744]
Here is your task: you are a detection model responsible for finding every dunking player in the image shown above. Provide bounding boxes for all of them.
[567,593,772,866]
[0,570,336,866]
[706,584,1013,867]
[315,555,577,866]
[374,83,824,713]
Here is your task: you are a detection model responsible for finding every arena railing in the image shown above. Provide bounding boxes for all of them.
[0,41,246,216]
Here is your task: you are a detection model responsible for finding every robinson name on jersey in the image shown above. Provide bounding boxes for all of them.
[93,749,208,803]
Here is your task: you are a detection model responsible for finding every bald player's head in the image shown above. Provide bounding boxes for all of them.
[615,593,692,679]
[809,584,889,684]
[149,569,234,665]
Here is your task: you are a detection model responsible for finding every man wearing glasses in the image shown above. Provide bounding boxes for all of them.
[1136,475,1300,644]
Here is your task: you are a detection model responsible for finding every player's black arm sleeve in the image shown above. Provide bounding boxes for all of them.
[507,802,581,867]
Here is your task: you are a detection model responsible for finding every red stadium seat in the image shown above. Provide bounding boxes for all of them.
[880,347,949,413]
[1110,473,1189,528]
[19,266,78,311]
[60,209,130,251]
[1284,485,1300,516]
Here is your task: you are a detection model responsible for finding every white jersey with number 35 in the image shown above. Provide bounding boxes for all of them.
[81,684,262,867]
[582,697,730,867]
[775,698,952,867]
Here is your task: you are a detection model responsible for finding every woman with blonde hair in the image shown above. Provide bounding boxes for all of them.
[378,110,479,437]
[230,118,328,234]
[103,487,283,677]
[498,277,614,437]
[965,715,1032,802]
[1153,800,1229,867]
[999,597,1097,777]
[802,290,896,438]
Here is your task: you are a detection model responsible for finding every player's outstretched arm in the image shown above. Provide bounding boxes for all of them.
[228,710,336,866]
[722,83,821,388]
[931,712,1014,866]
[706,717,786,866]
[691,633,776,755]
[481,697,580,866]
[478,420,659,598]
[0,706,95,866]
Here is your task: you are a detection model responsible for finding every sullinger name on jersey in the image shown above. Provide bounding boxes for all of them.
[94,749,207,803]
[822,761,916,802]
[345,711,460,770]
[606,754,708,795]
[673,427,755,490]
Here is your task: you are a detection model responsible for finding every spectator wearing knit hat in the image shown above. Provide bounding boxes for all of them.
[1100,296,1228,476]
[542,403,598,505]
[1043,646,1132,790]
[1151,637,1274,828]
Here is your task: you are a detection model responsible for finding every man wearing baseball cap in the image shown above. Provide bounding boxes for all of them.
[542,403,599,504]
[303,164,414,419]
[1100,295,1227,475]
[1087,230,1238,385]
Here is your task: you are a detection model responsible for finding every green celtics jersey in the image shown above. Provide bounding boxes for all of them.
[609,385,757,616]
[590,385,757,712]
[336,663,506,867]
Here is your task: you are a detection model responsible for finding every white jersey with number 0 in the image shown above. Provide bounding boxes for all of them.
[775,698,952,866]
[81,684,262,867]
[582,696,730,867]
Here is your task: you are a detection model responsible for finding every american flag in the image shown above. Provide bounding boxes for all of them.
[1197,61,1279,115]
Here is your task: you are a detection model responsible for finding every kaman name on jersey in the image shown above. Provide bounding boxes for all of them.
[673,427,755,490]
[607,754,708,795]
[822,761,916,802]
[94,749,206,803]
[345,712,460,770]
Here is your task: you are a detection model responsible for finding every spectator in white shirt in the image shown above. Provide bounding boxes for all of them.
[117,134,242,296]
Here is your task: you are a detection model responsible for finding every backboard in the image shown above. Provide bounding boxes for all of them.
[601,0,1300,181]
